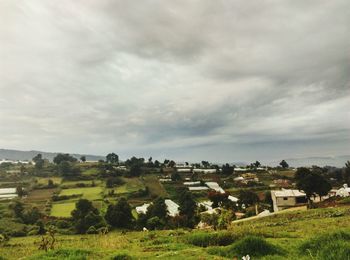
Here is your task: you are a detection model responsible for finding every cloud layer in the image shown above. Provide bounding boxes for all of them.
[0,0,349,163]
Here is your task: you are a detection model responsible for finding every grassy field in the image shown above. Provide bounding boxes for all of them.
[142,175,168,197]
[50,202,76,218]
[59,187,103,201]
[2,206,350,259]
[113,177,144,194]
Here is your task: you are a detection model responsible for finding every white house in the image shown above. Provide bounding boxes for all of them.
[336,184,350,197]
[205,182,225,193]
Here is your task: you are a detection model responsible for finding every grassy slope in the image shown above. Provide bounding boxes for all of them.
[2,206,350,259]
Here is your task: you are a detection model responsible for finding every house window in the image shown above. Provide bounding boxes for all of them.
[283,197,288,200]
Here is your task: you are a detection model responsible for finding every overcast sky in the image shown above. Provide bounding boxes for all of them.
[0,1,349,163]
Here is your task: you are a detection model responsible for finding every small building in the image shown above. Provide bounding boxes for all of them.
[205,182,225,193]
[271,189,307,212]
[193,169,217,174]
[188,186,209,191]
[336,184,350,197]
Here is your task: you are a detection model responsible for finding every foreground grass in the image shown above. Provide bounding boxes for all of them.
[1,206,350,259]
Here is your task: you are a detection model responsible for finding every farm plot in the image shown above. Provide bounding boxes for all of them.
[60,186,103,201]
[36,177,62,185]
[50,202,76,218]
[142,175,168,197]
[114,177,144,194]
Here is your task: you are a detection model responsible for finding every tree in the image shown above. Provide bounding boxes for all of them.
[129,164,142,177]
[343,161,350,185]
[10,200,24,219]
[105,198,133,229]
[254,161,261,168]
[208,191,229,208]
[201,161,210,168]
[295,168,331,206]
[222,163,233,175]
[238,190,259,207]
[179,191,197,219]
[106,153,119,164]
[80,156,86,162]
[53,153,77,164]
[147,197,168,220]
[279,160,289,169]
[154,160,160,168]
[171,172,181,181]
[71,199,105,234]
[16,186,24,198]
[32,154,44,170]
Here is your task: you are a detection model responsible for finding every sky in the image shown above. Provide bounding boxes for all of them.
[0,0,349,164]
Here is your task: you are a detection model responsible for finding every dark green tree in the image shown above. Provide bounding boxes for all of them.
[106,153,119,164]
[343,161,350,185]
[148,197,168,220]
[105,198,133,228]
[32,154,45,170]
[279,160,289,169]
[80,156,86,162]
[238,190,259,207]
[53,153,77,164]
[71,199,105,234]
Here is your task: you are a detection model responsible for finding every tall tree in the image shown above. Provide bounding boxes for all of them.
[279,160,289,169]
[148,197,168,220]
[295,168,331,207]
[106,153,119,164]
[71,199,105,234]
[343,161,350,185]
[32,154,44,170]
[105,198,133,228]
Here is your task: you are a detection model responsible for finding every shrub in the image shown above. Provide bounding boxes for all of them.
[317,240,350,259]
[29,249,90,260]
[208,236,283,258]
[299,230,350,257]
[185,232,236,247]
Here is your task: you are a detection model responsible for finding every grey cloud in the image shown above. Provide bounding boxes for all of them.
[0,0,349,163]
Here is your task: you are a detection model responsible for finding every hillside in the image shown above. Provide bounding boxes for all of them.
[1,206,350,259]
[0,149,104,162]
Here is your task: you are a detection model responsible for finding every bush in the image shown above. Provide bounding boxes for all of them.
[29,249,90,260]
[186,232,236,247]
[208,236,284,258]
[111,253,132,260]
[317,240,350,259]
[299,230,350,257]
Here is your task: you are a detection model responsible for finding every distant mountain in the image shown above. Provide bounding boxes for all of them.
[0,148,104,162]
[268,155,350,168]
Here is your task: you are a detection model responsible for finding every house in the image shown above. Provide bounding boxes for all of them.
[271,189,307,212]
[205,182,225,193]
[188,186,209,191]
[336,184,350,197]
[193,169,217,174]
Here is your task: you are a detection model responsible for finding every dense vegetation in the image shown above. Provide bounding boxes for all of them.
[0,153,350,259]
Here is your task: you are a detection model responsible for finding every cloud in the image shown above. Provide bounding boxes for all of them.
[0,0,349,162]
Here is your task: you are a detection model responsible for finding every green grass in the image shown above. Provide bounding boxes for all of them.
[81,168,100,176]
[2,206,350,259]
[108,177,144,195]
[142,175,168,197]
[50,202,76,218]
[59,187,103,201]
